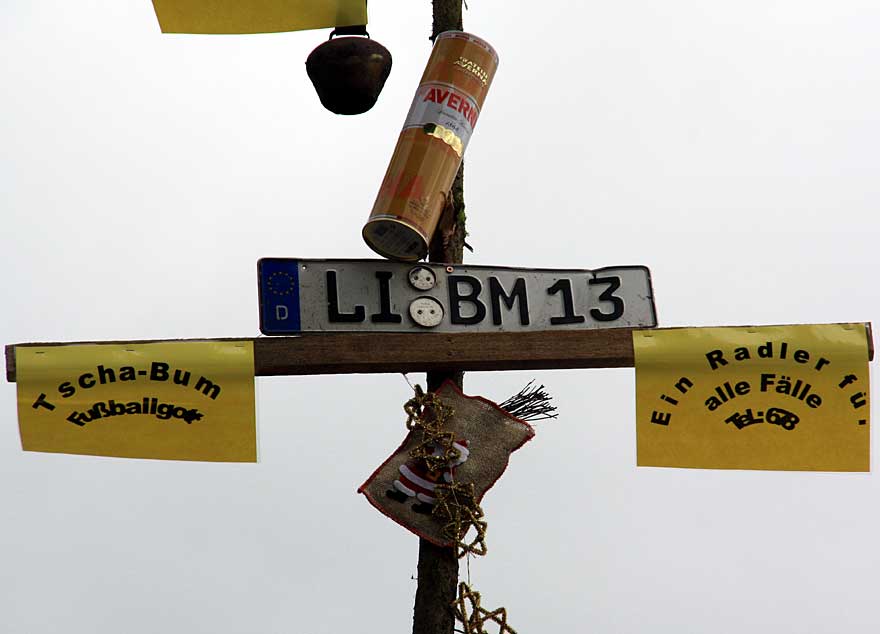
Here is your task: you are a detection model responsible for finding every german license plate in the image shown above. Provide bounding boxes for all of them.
[258,258,657,334]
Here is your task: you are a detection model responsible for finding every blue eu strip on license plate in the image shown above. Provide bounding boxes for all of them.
[257,258,657,335]
[258,258,302,334]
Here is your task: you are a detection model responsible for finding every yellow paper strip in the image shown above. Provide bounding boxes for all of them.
[634,324,871,471]
[151,0,367,35]
[16,341,256,462]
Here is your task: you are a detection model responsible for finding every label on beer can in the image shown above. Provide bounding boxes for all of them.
[402,82,481,157]
[437,31,500,66]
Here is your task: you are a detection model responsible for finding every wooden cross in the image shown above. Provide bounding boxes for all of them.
[7,323,874,634]
[8,3,874,634]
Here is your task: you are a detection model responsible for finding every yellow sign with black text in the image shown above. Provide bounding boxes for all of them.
[16,341,256,462]
[634,324,871,471]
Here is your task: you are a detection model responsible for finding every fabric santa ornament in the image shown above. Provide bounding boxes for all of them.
[359,381,534,547]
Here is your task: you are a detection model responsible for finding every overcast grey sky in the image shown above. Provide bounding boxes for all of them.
[2,2,878,632]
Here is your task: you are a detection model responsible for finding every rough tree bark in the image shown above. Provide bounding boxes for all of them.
[411,3,464,633]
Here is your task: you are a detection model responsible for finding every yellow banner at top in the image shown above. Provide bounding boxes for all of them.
[151,0,367,35]
[634,324,871,472]
[16,341,256,462]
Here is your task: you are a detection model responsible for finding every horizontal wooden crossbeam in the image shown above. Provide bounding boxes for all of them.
[6,324,873,382]
[6,329,638,381]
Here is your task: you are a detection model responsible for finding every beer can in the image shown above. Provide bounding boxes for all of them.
[363,31,498,261]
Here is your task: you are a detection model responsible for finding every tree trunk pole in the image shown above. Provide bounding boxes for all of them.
[411,3,464,633]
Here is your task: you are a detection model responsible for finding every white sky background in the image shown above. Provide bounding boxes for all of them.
[2,1,879,632]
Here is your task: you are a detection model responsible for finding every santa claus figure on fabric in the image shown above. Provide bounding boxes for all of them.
[360,381,537,547]
[385,439,470,514]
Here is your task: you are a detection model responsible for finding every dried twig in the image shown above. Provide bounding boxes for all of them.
[499,380,558,422]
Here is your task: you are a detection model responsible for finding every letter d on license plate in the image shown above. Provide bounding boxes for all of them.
[258,258,657,335]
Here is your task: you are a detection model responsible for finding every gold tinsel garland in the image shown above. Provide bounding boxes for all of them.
[402,385,516,633]
[404,385,461,472]
[433,481,488,558]
[453,582,518,634]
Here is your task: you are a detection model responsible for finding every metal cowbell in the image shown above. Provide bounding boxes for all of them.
[306,26,392,115]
